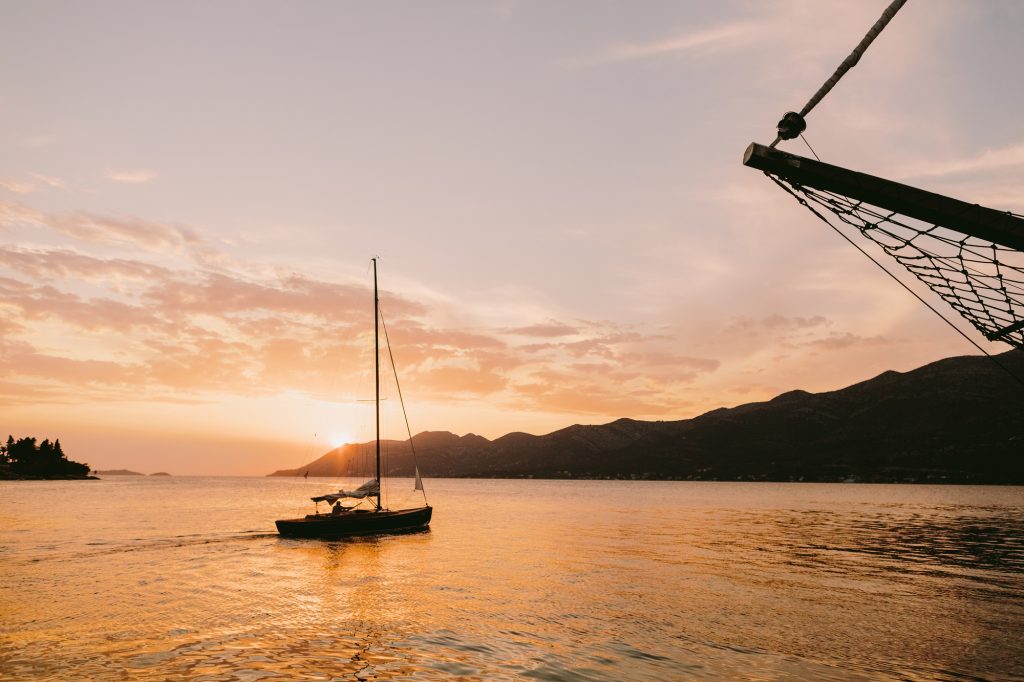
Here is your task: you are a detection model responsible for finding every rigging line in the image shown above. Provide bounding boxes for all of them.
[767,173,1024,392]
[798,0,908,118]
[799,134,821,162]
[378,304,429,505]
[770,0,909,147]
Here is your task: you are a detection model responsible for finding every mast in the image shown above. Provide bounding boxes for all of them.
[373,257,381,511]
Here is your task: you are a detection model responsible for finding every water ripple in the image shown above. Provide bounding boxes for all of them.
[1,479,1022,680]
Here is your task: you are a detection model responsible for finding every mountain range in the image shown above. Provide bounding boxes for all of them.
[268,350,1024,484]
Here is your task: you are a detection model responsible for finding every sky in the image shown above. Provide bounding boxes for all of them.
[2,0,1023,475]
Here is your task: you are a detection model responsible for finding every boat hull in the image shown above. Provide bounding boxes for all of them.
[275,506,432,539]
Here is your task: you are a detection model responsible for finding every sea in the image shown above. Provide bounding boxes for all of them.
[1,477,1021,681]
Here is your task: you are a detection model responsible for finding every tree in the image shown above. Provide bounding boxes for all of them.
[2,435,90,479]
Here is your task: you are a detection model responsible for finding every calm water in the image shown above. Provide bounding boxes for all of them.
[1,478,1022,681]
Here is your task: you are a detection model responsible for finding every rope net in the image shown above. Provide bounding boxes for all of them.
[766,174,1024,349]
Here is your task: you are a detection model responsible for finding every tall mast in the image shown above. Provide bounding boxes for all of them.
[373,257,381,511]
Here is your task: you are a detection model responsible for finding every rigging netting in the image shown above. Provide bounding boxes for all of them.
[767,173,1024,349]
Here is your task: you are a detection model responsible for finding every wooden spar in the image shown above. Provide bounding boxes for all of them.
[373,257,381,511]
[743,143,1024,252]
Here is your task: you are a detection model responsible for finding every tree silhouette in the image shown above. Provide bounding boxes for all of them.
[2,435,90,479]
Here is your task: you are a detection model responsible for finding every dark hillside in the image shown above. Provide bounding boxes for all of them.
[269,350,1024,484]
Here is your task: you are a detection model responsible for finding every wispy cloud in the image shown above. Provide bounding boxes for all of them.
[0,180,36,194]
[0,246,173,283]
[725,315,830,335]
[0,200,202,252]
[506,320,579,337]
[0,276,165,332]
[106,170,158,184]
[0,241,723,419]
[53,212,200,251]
[30,173,66,189]
[800,332,892,351]
[902,142,1024,179]
[0,173,67,195]
[574,21,765,67]
[0,201,46,229]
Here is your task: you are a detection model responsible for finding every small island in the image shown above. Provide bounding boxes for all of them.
[0,435,95,480]
[90,469,173,477]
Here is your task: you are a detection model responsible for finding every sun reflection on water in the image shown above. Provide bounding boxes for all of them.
[0,478,1021,681]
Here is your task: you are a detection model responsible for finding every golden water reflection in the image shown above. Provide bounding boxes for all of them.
[0,478,1021,680]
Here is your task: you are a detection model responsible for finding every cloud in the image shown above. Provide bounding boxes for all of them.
[506,320,580,337]
[144,336,260,391]
[0,180,37,194]
[0,173,65,194]
[725,314,830,335]
[621,352,719,373]
[0,201,46,229]
[800,332,892,351]
[2,347,143,387]
[0,249,722,416]
[574,20,766,67]
[902,143,1024,180]
[52,212,200,251]
[894,142,1024,212]
[387,321,507,352]
[106,170,158,184]
[417,366,509,396]
[0,200,203,252]
[30,173,66,189]
[0,246,173,283]
[716,315,896,356]
[509,371,683,416]
[612,22,761,60]
[143,272,422,324]
[0,254,433,404]
[0,277,165,332]
[0,190,909,429]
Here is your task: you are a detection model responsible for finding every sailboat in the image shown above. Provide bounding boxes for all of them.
[275,258,432,538]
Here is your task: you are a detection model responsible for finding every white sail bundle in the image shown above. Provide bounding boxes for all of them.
[311,479,379,504]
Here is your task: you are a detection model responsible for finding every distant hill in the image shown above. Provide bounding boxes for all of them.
[149,472,171,476]
[268,350,1024,484]
[94,469,145,476]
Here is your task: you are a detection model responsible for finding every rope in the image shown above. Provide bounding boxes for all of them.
[798,0,908,119]
[378,304,429,505]
[766,173,1024,391]
[799,134,821,161]
[771,0,909,147]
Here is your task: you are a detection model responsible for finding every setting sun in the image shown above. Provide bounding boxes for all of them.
[329,433,354,449]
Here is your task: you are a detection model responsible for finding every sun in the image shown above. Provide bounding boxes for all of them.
[329,432,353,448]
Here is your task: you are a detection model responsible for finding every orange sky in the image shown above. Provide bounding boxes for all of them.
[2,1,1022,474]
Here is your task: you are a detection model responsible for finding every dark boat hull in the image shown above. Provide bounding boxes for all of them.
[275,506,432,539]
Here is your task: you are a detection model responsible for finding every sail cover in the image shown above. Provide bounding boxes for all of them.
[311,479,379,504]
